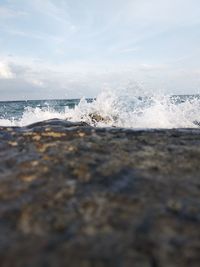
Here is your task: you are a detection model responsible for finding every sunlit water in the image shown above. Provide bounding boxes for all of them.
[0,91,200,128]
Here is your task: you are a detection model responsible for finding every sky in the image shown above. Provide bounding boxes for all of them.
[0,0,200,100]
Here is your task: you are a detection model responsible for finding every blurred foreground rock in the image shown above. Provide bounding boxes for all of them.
[0,119,200,267]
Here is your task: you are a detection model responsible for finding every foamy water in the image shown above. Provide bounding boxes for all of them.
[0,91,200,128]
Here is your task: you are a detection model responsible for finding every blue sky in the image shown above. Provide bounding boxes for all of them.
[0,0,200,100]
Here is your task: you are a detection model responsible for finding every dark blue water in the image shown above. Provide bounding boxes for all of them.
[0,98,94,120]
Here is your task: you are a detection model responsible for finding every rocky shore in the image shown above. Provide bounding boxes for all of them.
[0,119,200,267]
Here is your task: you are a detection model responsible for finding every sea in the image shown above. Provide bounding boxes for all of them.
[0,91,200,128]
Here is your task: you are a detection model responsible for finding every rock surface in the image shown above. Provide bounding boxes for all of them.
[0,119,200,267]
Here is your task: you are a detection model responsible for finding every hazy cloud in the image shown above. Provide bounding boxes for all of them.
[0,0,200,99]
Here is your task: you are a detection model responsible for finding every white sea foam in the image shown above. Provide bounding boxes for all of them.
[0,91,200,128]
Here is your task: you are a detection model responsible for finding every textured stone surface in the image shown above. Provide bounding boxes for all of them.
[0,119,200,267]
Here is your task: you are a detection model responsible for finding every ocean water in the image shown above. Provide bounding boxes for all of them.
[0,91,200,128]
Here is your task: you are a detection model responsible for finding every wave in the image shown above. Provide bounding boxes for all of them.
[0,91,200,128]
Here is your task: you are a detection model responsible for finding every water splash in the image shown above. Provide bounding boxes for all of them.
[0,91,200,128]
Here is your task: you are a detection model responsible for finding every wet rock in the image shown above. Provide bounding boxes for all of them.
[88,113,116,125]
[26,118,90,129]
[0,119,200,267]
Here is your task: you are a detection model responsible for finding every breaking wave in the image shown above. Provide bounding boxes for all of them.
[0,91,200,128]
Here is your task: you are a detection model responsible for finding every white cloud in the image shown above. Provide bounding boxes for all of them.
[0,62,15,79]
[0,54,199,101]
